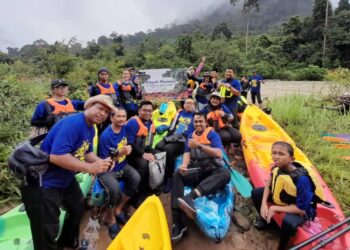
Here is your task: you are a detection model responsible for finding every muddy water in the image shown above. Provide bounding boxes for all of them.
[255,80,329,101]
[78,81,330,250]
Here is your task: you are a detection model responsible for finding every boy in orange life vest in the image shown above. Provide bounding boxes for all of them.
[31,79,84,130]
[170,112,231,242]
[251,141,316,250]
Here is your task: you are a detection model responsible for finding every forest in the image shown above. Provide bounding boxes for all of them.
[0,0,349,213]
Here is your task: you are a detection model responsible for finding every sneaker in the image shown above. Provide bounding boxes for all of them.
[171,223,187,242]
[162,178,172,193]
[254,218,268,230]
[108,223,121,239]
[178,196,196,220]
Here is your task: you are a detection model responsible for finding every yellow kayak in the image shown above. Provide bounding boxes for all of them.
[240,105,349,249]
[107,195,172,250]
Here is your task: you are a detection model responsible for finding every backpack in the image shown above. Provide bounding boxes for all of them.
[8,133,49,186]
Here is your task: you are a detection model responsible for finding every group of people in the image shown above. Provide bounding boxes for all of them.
[21,62,318,250]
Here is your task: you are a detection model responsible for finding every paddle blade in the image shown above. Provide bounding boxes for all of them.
[223,152,252,198]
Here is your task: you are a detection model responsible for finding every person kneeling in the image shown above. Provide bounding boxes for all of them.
[170,112,231,242]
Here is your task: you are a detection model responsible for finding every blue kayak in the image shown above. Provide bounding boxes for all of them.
[175,155,234,242]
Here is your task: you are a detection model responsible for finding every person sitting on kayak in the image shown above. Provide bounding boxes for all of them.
[125,100,160,206]
[117,69,139,119]
[248,69,265,108]
[202,92,241,148]
[98,108,141,239]
[21,95,114,250]
[194,72,213,111]
[170,112,231,242]
[156,98,196,193]
[217,67,241,129]
[252,141,317,250]
[31,79,84,134]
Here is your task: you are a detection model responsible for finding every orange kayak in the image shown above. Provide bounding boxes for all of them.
[240,105,350,249]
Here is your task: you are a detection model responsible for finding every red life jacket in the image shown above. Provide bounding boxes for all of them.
[46,98,75,115]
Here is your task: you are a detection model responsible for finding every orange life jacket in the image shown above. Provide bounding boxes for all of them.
[191,127,213,145]
[133,116,155,137]
[207,110,226,129]
[96,82,116,95]
[46,98,75,115]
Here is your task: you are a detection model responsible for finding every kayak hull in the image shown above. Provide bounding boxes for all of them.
[0,173,92,250]
[240,105,350,249]
[107,195,171,250]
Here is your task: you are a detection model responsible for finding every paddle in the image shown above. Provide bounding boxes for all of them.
[222,151,252,198]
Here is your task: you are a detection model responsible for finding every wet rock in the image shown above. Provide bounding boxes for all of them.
[232,211,251,231]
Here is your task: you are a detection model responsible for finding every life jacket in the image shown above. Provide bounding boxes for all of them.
[270,162,326,207]
[45,98,77,125]
[196,82,210,97]
[237,96,248,113]
[95,82,120,107]
[219,85,233,98]
[189,127,224,169]
[207,109,226,130]
[119,80,136,104]
[46,98,75,115]
[133,116,155,148]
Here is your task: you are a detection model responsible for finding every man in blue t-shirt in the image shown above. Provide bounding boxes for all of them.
[248,69,265,108]
[170,112,231,242]
[98,108,141,239]
[217,67,241,129]
[31,79,85,132]
[21,95,115,250]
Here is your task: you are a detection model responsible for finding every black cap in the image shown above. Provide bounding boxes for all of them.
[97,67,109,75]
[51,79,68,88]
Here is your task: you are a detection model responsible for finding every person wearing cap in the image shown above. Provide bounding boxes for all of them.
[217,67,241,129]
[89,67,122,108]
[202,92,241,148]
[155,98,196,193]
[31,79,85,132]
[248,69,265,108]
[193,72,213,111]
[117,69,139,119]
[21,95,115,250]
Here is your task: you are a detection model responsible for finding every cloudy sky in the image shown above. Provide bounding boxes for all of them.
[0,0,339,52]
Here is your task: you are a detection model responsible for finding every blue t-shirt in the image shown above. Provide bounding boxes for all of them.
[98,125,128,171]
[296,175,316,219]
[125,117,153,144]
[31,99,84,122]
[40,113,95,188]
[175,110,195,138]
[249,75,264,93]
[118,81,138,111]
[222,78,241,110]
[185,130,224,152]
